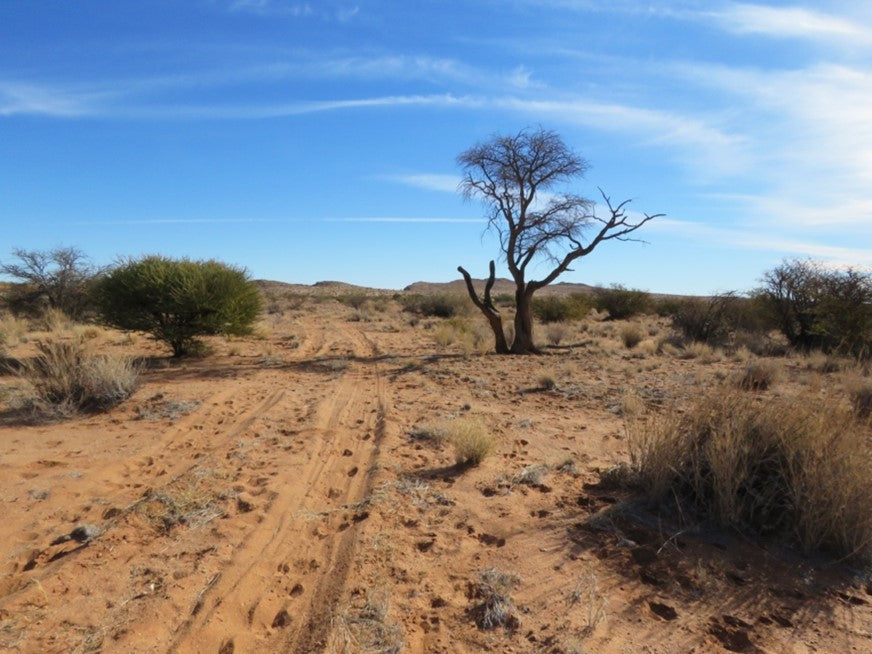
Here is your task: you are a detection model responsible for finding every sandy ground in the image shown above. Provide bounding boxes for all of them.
[0,298,870,653]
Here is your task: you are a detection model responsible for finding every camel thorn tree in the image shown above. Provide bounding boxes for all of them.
[457,128,662,354]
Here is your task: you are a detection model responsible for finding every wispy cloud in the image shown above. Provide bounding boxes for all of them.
[324,217,484,223]
[669,60,872,226]
[228,1,313,16]
[0,81,109,117]
[147,93,480,119]
[706,3,872,44]
[73,215,483,226]
[495,96,748,177]
[653,218,872,268]
[381,174,462,193]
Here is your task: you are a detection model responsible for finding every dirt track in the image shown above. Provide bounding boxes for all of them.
[1,304,870,653]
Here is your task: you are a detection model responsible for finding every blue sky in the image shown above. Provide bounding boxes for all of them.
[2,1,870,294]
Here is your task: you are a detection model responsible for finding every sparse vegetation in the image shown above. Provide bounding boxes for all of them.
[95,256,262,357]
[470,568,521,630]
[630,391,872,562]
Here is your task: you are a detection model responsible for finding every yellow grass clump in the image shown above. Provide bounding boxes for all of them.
[629,390,872,562]
[16,339,140,417]
[449,418,495,466]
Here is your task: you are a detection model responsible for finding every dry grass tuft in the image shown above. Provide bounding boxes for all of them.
[679,341,721,363]
[15,339,140,417]
[545,323,570,346]
[449,418,495,466]
[537,372,557,390]
[620,324,644,349]
[736,361,777,391]
[0,314,29,347]
[629,391,872,562]
[470,568,521,630]
[330,589,404,654]
[850,382,872,420]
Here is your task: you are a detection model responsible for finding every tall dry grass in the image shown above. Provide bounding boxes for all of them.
[629,391,872,562]
[15,339,140,417]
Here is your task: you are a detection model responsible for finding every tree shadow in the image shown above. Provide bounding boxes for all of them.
[562,481,870,651]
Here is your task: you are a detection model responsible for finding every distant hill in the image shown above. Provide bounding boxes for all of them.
[254,278,690,301]
[253,279,393,297]
[404,279,598,297]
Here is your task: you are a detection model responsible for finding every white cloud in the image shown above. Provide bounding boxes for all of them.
[669,60,872,226]
[494,96,748,177]
[653,218,872,267]
[324,217,484,223]
[382,174,462,193]
[0,81,107,117]
[336,6,359,22]
[228,1,313,16]
[707,3,872,44]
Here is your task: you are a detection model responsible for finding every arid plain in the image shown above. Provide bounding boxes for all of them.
[1,281,870,654]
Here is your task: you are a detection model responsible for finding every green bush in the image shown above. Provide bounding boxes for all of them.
[400,293,469,318]
[531,293,591,323]
[593,284,651,320]
[95,256,261,357]
[759,260,872,358]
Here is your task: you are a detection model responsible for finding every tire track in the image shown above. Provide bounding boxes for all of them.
[169,323,389,654]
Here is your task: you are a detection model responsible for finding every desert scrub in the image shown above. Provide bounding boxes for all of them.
[16,339,139,417]
[470,569,521,630]
[629,391,872,562]
[449,418,495,466]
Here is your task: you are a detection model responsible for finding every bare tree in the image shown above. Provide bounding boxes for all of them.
[1,246,98,319]
[456,128,661,354]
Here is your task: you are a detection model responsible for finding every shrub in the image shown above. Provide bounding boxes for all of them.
[16,339,139,417]
[449,418,495,465]
[620,324,644,349]
[532,293,591,323]
[400,293,469,318]
[95,256,261,357]
[1,246,100,320]
[759,259,872,358]
[629,391,872,562]
[593,285,651,320]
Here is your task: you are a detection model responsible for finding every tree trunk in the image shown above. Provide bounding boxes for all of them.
[511,288,540,354]
[457,262,510,354]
